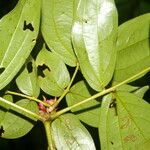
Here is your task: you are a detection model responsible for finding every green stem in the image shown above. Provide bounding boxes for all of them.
[7,91,50,107]
[43,121,55,150]
[0,97,44,121]
[53,62,79,108]
[51,67,150,119]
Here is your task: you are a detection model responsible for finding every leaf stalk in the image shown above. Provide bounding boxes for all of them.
[43,121,56,150]
[6,91,50,107]
[0,97,44,121]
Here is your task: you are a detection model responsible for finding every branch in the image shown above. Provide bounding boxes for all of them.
[51,67,150,119]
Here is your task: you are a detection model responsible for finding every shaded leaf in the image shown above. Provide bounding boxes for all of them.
[0,0,40,90]
[113,13,150,82]
[66,81,100,127]
[16,57,40,97]
[41,0,78,66]
[52,113,96,150]
[99,92,150,150]
[36,47,70,96]
[72,0,118,91]
[0,99,38,139]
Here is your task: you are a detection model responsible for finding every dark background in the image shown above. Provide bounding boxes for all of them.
[0,0,150,150]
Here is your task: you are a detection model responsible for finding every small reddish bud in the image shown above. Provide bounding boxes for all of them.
[38,97,57,113]
[45,99,56,105]
[38,103,46,112]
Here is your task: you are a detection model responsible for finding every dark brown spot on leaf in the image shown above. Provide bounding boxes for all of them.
[109,100,116,108]
[110,141,114,145]
[32,39,36,42]
[109,99,118,115]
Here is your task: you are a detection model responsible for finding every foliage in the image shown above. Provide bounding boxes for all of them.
[0,0,150,149]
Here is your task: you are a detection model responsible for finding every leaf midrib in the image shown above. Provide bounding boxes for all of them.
[81,0,104,88]
[115,55,150,70]
[60,116,82,149]
[117,37,149,53]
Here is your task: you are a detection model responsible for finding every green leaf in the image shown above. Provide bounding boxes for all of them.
[115,83,149,98]
[99,94,121,150]
[16,57,40,97]
[36,47,70,96]
[72,0,118,91]
[0,0,40,90]
[66,81,100,127]
[0,95,13,122]
[137,139,150,150]
[115,83,140,92]
[113,13,150,83]
[99,92,150,150]
[52,113,96,150]
[41,0,78,66]
[0,99,38,139]
[133,86,149,98]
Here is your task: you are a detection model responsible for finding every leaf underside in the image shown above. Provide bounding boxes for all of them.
[36,46,70,97]
[99,92,150,150]
[16,57,40,97]
[66,81,101,127]
[52,113,96,150]
[72,0,118,91]
[41,0,77,66]
[0,99,38,139]
[113,13,150,83]
[0,0,40,90]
